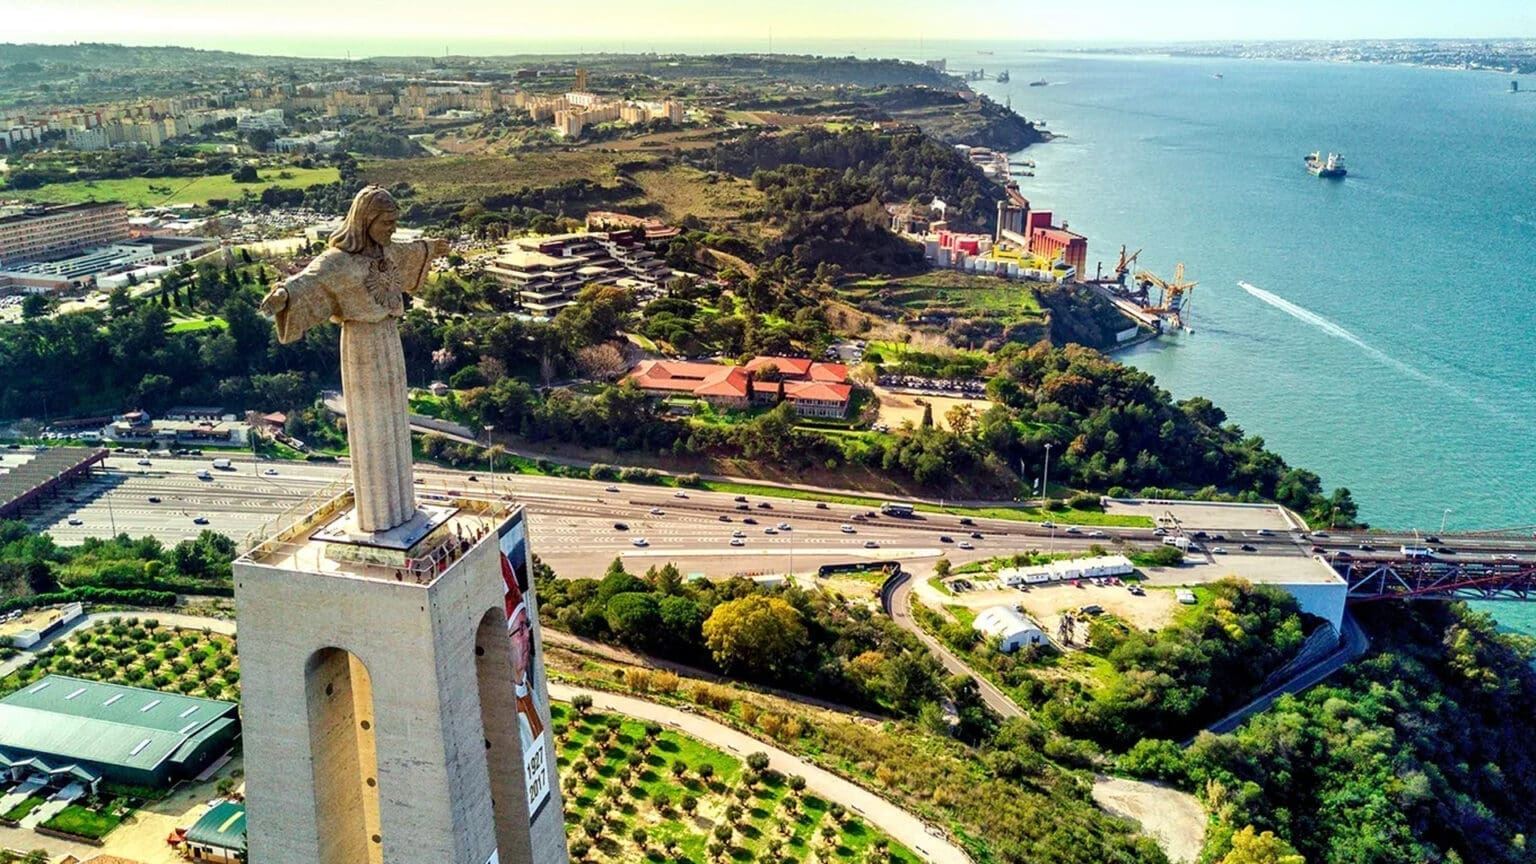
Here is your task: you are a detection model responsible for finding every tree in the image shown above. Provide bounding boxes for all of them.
[231,164,260,183]
[701,595,807,678]
[575,343,629,380]
[20,293,50,320]
[944,403,976,436]
[106,285,134,319]
[920,402,933,428]
[1219,826,1305,864]
[605,592,660,647]
[933,558,952,578]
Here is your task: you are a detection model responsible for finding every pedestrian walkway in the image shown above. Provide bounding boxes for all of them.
[550,683,972,864]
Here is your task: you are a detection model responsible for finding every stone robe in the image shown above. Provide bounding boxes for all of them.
[273,240,431,532]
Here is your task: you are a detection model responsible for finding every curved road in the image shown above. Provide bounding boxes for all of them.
[550,683,971,864]
[884,570,1024,719]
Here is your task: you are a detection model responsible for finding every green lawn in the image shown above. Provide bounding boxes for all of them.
[4,166,339,208]
[552,702,919,864]
[42,804,121,839]
[167,314,227,333]
[1,795,43,822]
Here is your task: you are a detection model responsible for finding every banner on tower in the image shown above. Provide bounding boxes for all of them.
[497,512,552,821]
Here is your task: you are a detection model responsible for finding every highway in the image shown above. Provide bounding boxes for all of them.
[17,451,1536,577]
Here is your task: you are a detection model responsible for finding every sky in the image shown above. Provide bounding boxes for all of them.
[2,0,1534,57]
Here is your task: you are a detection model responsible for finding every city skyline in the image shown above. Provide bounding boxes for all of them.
[3,0,1535,58]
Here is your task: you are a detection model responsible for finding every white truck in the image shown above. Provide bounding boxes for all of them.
[1162,535,1192,551]
[211,458,234,470]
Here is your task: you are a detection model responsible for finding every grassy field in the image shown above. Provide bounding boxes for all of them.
[4,166,339,208]
[0,617,239,702]
[553,702,919,864]
[630,164,765,222]
[167,313,227,333]
[845,272,1046,326]
[42,804,121,839]
[360,152,622,203]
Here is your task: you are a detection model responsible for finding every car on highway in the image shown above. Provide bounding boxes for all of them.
[1212,534,1228,542]
[147,496,161,503]
[958,541,974,550]
[1192,530,1208,539]
[939,535,953,543]
[735,503,749,511]
[1333,550,1352,558]
[1311,545,1325,553]
[631,538,649,547]
[812,502,827,510]
[1500,553,1520,561]
[1088,530,1108,538]
[731,530,745,538]
[742,517,757,525]
[1424,535,1442,544]
[1240,544,1258,552]
[193,516,209,525]
[718,515,731,522]
[863,540,879,549]
[1153,527,1166,536]
[264,468,279,476]
[1064,526,1081,535]
[729,538,745,547]
[757,502,773,509]
[1211,546,1228,554]
[1357,543,1375,551]
[137,458,151,466]
[613,522,628,530]
[1041,521,1056,529]
[648,508,664,516]
[764,527,778,535]
[67,518,83,526]
[606,486,619,493]
[969,531,983,539]
[1256,529,1273,536]
[467,475,478,482]
[840,525,855,533]
[1313,530,1330,538]
[674,491,688,498]
[776,522,792,531]
[1435,547,1455,555]
[734,496,748,502]
[959,517,975,526]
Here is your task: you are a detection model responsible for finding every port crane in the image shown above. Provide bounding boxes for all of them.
[1134,262,1197,332]
[1111,245,1143,290]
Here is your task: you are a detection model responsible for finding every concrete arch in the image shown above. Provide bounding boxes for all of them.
[474,605,526,855]
[304,646,384,864]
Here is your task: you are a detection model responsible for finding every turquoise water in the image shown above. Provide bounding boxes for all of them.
[973,53,1536,633]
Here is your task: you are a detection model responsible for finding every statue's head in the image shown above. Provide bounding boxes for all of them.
[330,185,399,253]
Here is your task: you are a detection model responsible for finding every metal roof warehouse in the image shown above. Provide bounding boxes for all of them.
[0,675,240,790]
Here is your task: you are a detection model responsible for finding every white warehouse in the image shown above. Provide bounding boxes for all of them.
[999,554,1134,587]
[973,606,1049,653]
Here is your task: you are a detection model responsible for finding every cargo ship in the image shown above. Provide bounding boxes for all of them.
[996,70,1010,83]
[1029,79,1049,87]
[1305,151,1347,178]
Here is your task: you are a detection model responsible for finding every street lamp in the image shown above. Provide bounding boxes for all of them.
[1040,443,1052,505]
[1440,508,1452,533]
[482,425,495,496]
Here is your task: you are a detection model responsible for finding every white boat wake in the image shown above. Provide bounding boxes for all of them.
[1237,281,1437,386]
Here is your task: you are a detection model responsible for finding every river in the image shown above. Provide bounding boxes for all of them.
[972,52,1536,633]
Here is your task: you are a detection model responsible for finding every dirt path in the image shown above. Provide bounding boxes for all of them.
[1091,776,1207,864]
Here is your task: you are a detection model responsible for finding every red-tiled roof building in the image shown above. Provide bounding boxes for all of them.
[627,355,853,417]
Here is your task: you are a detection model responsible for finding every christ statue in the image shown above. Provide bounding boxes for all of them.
[259,186,448,533]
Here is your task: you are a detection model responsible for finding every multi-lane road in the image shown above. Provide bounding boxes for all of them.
[18,451,1536,578]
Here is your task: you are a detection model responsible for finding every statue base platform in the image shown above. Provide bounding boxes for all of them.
[313,503,458,568]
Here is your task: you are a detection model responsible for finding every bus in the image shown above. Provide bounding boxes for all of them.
[879,502,916,517]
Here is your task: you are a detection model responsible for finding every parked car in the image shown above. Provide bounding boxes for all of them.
[1078,604,1104,616]
[1127,584,1146,596]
